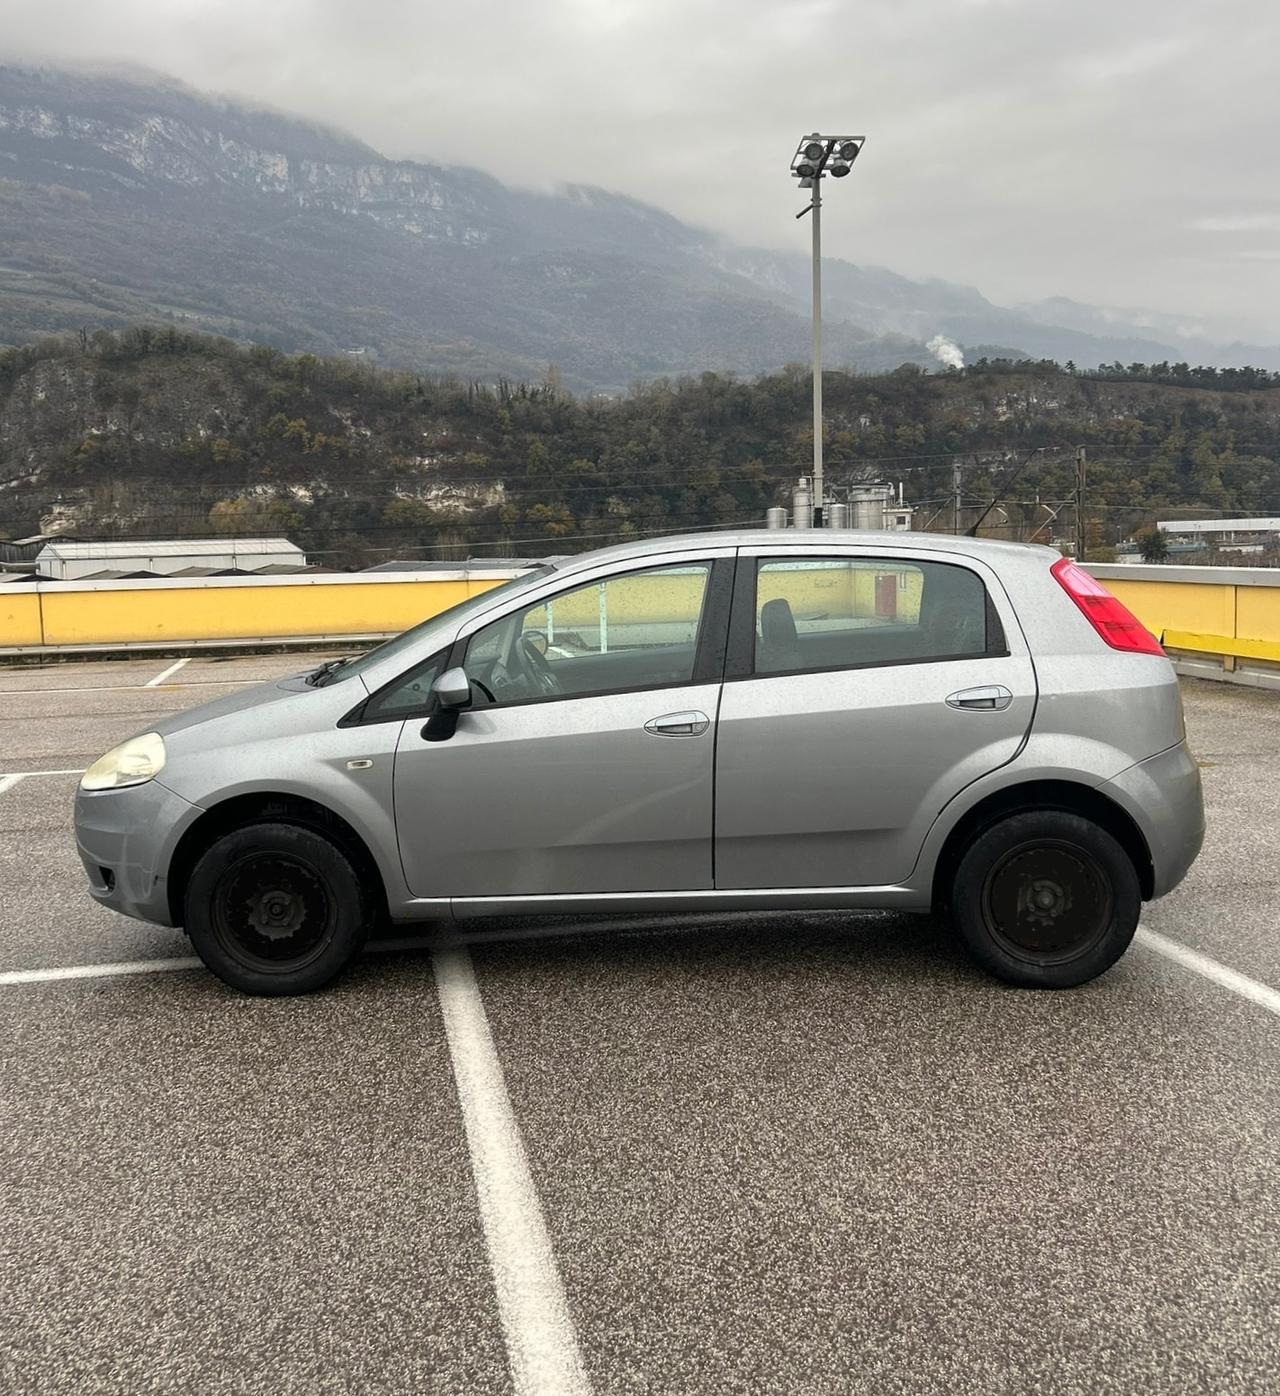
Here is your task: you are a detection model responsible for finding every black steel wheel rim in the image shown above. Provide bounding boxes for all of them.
[211,851,335,972]
[980,839,1113,964]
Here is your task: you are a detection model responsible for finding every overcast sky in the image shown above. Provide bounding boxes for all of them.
[5,0,1279,339]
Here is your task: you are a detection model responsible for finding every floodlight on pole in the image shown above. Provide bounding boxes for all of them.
[790,132,866,526]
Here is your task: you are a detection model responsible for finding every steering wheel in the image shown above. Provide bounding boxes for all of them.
[519,633,560,696]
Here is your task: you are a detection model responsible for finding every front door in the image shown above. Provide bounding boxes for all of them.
[715,548,1037,889]
[393,557,731,899]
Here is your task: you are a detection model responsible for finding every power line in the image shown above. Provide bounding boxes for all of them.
[305,516,768,557]
[17,438,1280,505]
[12,455,1075,509]
[28,511,767,550]
[18,446,1094,497]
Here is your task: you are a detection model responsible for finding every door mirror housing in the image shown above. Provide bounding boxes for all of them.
[432,667,472,710]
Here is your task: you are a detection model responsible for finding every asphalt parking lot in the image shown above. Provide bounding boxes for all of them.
[1,653,1277,1395]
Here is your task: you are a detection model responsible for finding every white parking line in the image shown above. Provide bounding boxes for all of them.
[0,768,84,779]
[432,945,593,1396]
[0,942,430,986]
[1136,927,1280,1019]
[0,956,203,986]
[0,679,258,696]
[0,773,25,796]
[144,658,191,687]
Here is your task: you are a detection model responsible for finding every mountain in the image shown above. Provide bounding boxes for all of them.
[1,63,1277,391]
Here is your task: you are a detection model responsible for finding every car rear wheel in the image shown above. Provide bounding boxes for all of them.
[950,810,1140,989]
[184,822,372,995]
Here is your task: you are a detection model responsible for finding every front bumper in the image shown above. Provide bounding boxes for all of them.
[1100,739,1205,900]
[74,777,202,927]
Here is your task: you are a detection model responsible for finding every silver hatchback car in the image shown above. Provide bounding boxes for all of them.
[76,530,1203,995]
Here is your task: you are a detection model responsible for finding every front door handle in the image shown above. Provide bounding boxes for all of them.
[644,710,710,737]
[946,685,1014,712]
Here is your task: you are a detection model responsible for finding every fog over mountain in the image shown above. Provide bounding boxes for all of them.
[1,64,1277,392]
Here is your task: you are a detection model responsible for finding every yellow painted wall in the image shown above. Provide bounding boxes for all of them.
[4,564,1280,658]
[525,569,707,631]
[1099,574,1280,659]
[1101,578,1236,638]
[0,590,43,647]
[1235,588,1280,645]
[11,577,509,648]
[522,562,929,634]
[756,563,924,623]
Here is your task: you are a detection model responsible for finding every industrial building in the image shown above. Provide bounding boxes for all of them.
[34,537,308,581]
[1157,518,1280,555]
[768,479,914,531]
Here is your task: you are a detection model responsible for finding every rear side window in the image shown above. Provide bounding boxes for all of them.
[752,557,1003,676]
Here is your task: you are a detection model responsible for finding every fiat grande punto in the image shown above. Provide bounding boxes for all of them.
[75,530,1203,995]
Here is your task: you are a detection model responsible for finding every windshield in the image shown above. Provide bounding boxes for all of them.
[314,566,555,685]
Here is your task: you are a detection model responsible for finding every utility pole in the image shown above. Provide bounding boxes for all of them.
[811,175,824,527]
[952,462,963,534]
[1075,446,1087,561]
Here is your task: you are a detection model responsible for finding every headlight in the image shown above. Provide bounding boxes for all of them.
[80,732,167,791]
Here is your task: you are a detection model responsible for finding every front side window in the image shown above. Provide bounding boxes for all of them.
[753,556,998,675]
[359,649,449,722]
[464,562,712,704]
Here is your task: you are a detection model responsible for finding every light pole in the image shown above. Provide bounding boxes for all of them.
[792,133,864,526]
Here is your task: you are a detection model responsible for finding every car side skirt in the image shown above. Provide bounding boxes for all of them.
[395,884,933,923]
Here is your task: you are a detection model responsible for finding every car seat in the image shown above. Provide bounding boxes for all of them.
[759,597,801,672]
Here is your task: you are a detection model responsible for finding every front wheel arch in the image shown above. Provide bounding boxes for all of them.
[167,793,390,930]
[930,779,1154,910]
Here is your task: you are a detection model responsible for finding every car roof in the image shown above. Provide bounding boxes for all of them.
[548,529,1061,578]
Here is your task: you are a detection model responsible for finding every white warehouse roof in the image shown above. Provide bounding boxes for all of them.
[1158,518,1280,535]
[37,537,302,560]
[36,537,306,582]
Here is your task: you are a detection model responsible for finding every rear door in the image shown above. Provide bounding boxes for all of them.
[714,545,1036,889]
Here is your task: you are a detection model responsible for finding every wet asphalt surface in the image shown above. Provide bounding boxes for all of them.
[0,655,1277,1395]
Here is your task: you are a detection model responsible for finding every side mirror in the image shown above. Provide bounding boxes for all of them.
[431,667,472,710]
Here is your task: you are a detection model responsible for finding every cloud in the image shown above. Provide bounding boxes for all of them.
[1066,34,1193,84]
[1194,214,1280,234]
[1,0,1278,337]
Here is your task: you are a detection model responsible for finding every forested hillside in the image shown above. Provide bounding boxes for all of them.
[2,329,1279,565]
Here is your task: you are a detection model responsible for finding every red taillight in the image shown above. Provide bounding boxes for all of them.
[1050,557,1165,656]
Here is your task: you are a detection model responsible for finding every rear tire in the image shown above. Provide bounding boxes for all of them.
[950,810,1140,989]
[184,822,372,995]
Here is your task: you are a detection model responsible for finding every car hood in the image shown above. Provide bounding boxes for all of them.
[148,674,359,740]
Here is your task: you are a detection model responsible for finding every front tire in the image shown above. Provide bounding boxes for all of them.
[950,810,1140,989]
[184,822,372,995]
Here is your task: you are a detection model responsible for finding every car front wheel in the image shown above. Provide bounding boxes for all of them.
[184,822,372,995]
[950,810,1141,989]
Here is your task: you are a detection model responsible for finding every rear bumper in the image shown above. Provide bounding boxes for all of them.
[1100,740,1205,900]
[74,778,202,927]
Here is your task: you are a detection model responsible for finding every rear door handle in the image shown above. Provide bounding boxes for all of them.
[644,710,710,737]
[946,685,1014,712]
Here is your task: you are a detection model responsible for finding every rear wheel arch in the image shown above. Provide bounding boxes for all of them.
[167,793,390,928]
[930,779,1154,907]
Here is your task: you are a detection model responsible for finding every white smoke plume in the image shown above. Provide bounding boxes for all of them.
[927,334,965,370]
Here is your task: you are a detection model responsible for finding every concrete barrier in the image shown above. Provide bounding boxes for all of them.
[0,568,526,656]
[4,555,1280,687]
[1088,563,1280,691]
